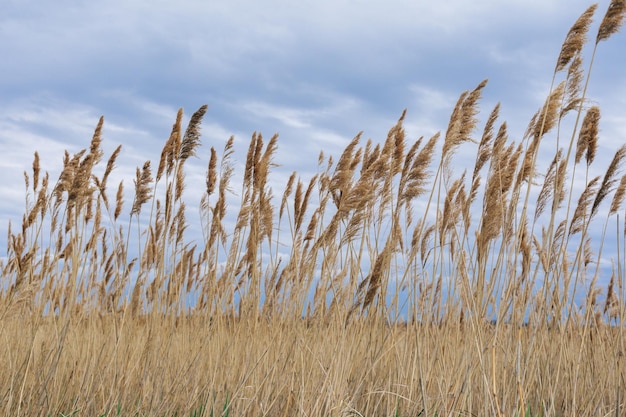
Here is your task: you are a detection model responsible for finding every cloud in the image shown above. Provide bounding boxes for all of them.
[1,0,625,295]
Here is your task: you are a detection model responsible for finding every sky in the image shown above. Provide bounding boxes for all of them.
[1,1,625,294]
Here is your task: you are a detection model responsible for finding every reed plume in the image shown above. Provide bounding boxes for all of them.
[440,173,465,246]
[292,179,304,230]
[596,0,626,43]
[114,181,124,220]
[575,106,601,166]
[209,137,235,248]
[242,133,262,205]
[535,150,563,221]
[32,151,40,192]
[392,109,407,176]
[279,171,296,221]
[356,238,394,314]
[529,81,566,141]
[180,105,208,161]
[472,104,499,182]
[206,147,218,196]
[609,174,626,214]
[442,79,487,164]
[53,150,83,203]
[400,133,439,203]
[157,114,178,182]
[556,4,597,72]
[99,144,123,207]
[569,176,601,235]
[562,54,585,115]
[603,268,619,320]
[166,108,184,177]
[131,161,153,217]
[330,134,361,208]
[591,145,626,217]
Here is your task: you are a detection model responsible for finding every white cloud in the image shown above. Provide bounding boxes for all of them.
[1,0,625,296]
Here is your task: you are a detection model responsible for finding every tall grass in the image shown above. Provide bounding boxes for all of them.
[1,2,626,416]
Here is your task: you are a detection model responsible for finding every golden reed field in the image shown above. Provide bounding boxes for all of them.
[2,2,626,416]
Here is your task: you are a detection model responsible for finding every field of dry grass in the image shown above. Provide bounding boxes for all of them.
[2,2,626,416]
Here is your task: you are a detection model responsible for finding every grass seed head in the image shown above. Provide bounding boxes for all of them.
[556,4,597,72]
[597,0,626,43]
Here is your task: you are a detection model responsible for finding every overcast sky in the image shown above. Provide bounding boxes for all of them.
[1,1,625,291]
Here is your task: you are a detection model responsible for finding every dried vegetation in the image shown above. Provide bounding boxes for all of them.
[1,2,626,416]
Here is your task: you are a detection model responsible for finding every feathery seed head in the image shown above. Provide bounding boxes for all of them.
[180,104,208,161]
[597,0,626,43]
[206,147,218,196]
[443,80,488,164]
[562,54,585,115]
[556,4,597,72]
[609,174,626,214]
[592,145,626,217]
[32,152,40,192]
[576,106,601,166]
[168,108,184,175]
[533,81,566,140]
[131,161,153,217]
[535,149,563,221]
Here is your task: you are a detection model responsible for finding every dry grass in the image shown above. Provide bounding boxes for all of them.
[2,3,626,416]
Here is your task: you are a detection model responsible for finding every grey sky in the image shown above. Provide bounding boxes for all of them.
[1,1,625,290]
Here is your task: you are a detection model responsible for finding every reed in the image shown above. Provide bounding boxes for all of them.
[1,3,625,416]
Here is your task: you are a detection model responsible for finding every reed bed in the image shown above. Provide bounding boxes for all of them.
[1,2,626,416]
